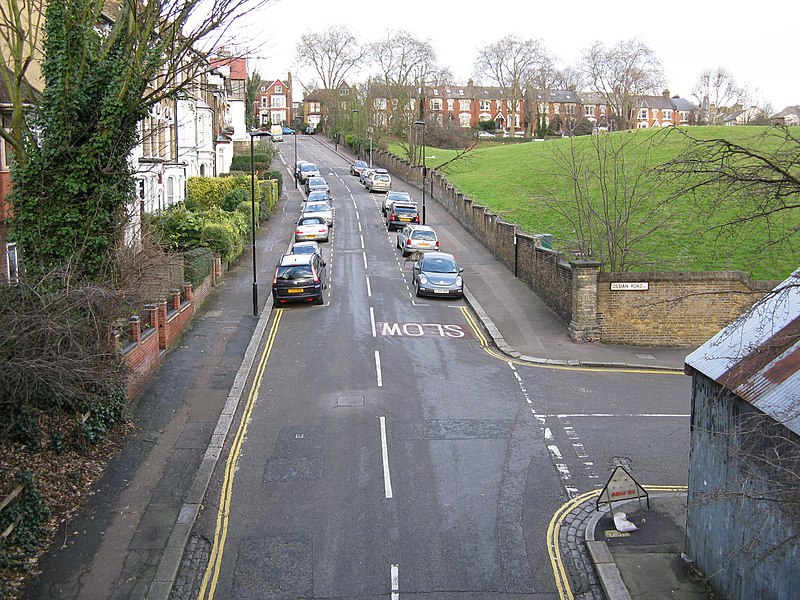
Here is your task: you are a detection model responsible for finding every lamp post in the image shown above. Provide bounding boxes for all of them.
[293,120,298,188]
[249,131,271,316]
[369,136,373,167]
[352,109,360,159]
[413,120,427,225]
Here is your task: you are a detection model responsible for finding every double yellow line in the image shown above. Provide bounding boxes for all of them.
[198,309,284,600]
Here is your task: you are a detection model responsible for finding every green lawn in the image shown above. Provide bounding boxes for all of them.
[389,127,799,280]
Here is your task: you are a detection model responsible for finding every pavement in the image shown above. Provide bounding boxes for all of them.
[22,137,706,600]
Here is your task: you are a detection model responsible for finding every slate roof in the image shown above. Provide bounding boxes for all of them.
[685,269,800,435]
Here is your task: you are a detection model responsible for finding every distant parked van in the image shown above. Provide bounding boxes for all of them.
[270,124,283,142]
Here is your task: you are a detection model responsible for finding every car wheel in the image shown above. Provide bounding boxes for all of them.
[401,248,409,257]
[314,295,324,305]
[415,281,422,297]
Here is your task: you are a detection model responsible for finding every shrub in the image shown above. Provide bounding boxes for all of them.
[184,247,214,288]
[235,200,259,225]
[222,187,250,212]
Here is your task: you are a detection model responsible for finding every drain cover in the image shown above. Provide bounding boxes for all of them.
[337,395,365,406]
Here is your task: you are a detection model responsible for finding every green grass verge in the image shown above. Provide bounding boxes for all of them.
[389,127,799,280]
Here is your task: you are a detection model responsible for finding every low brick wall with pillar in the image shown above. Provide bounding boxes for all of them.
[569,261,602,342]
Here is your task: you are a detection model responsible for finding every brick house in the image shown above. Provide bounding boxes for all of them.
[636,91,699,128]
[684,269,800,600]
[254,75,293,129]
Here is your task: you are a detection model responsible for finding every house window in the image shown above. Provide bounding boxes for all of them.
[639,108,648,120]
[459,100,471,112]
[565,104,576,116]
[430,98,442,111]
[261,97,268,107]
[584,104,595,116]
[271,95,286,108]
[374,98,387,110]
[433,89,439,96]
[600,106,606,116]
[447,99,454,111]
[459,113,471,127]
[5,243,19,284]
[663,109,673,121]
[680,111,689,121]
[480,101,490,111]
[166,176,175,206]
[275,85,282,93]
[260,86,265,92]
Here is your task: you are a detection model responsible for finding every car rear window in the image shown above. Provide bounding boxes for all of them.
[394,205,417,214]
[411,230,437,241]
[299,217,324,225]
[375,175,390,182]
[276,265,313,280]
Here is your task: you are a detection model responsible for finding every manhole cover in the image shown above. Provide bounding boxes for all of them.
[634,353,656,360]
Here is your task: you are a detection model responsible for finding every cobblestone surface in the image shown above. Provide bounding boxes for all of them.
[559,500,606,600]
[170,535,211,600]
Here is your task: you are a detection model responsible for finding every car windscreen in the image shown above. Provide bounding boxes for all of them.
[291,245,318,254]
[307,192,329,201]
[301,164,317,172]
[305,203,330,212]
[423,257,457,273]
[388,192,410,201]
[276,265,313,280]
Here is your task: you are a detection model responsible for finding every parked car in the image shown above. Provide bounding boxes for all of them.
[289,241,323,258]
[282,126,296,135]
[304,176,329,195]
[359,167,376,186]
[396,224,439,256]
[306,190,333,204]
[367,172,391,193]
[270,124,283,142]
[386,201,420,231]
[383,190,412,216]
[411,251,463,299]
[477,130,495,139]
[304,125,316,134]
[363,168,389,189]
[294,215,329,242]
[299,162,320,183]
[302,200,333,227]
[272,253,327,306]
[350,160,369,176]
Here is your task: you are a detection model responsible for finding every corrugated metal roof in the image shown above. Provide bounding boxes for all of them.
[685,269,800,435]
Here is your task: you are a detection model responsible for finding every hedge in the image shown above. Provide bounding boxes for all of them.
[184,247,214,288]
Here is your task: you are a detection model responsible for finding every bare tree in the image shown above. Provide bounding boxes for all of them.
[474,35,549,137]
[543,133,677,272]
[580,38,665,130]
[658,126,800,253]
[369,30,437,135]
[294,25,365,131]
[692,67,746,125]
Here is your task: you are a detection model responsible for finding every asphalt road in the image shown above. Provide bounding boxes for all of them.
[182,135,692,599]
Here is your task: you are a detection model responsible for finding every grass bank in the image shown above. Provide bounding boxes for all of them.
[389,127,798,280]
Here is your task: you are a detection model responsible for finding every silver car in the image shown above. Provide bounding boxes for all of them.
[299,162,321,183]
[367,172,392,193]
[294,215,329,242]
[412,251,464,299]
[396,224,439,256]
[302,200,333,227]
[383,190,412,215]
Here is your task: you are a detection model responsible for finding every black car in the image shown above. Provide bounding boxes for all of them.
[272,253,327,306]
[386,202,420,231]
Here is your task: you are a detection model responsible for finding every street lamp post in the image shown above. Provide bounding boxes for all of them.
[249,131,271,316]
[413,120,427,225]
[352,109,360,159]
[293,121,298,188]
[369,136,373,167]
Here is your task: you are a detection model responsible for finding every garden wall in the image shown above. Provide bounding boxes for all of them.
[372,149,778,346]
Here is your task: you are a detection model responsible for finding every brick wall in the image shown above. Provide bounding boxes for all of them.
[597,271,776,346]
[373,149,777,347]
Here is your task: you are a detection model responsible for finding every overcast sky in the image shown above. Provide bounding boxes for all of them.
[241,0,797,112]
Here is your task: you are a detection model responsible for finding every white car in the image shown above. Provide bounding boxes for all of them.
[302,200,333,227]
[294,216,329,242]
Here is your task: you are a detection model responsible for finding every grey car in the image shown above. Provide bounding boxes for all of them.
[305,176,329,195]
[299,162,321,183]
[412,251,464,299]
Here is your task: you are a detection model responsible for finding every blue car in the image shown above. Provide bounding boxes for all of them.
[282,126,295,135]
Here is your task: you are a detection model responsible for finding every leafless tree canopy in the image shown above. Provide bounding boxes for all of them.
[580,38,665,130]
[658,126,800,251]
[294,25,365,91]
[692,67,747,125]
[543,134,676,271]
[473,34,551,136]
[370,30,436,90]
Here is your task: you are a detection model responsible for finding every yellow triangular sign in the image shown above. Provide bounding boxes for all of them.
[596,465,649,509]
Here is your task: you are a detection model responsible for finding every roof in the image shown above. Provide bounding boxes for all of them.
[638,95,676,109]
[670,96,698,111]
[685,269,800,435]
